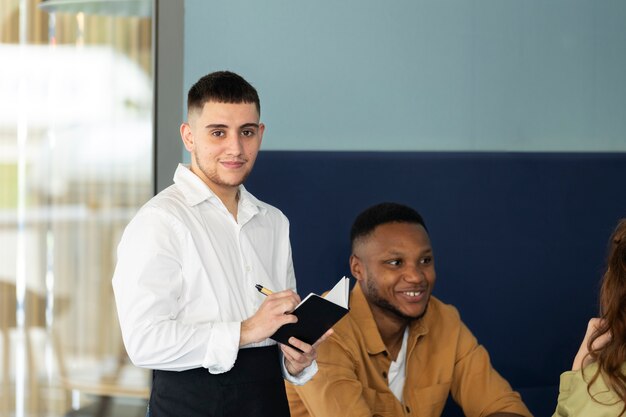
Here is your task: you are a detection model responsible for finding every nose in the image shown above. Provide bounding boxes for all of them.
[404,265,426,283]
[225,134,243,156]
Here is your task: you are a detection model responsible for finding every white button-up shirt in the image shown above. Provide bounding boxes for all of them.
[112,164,316,384]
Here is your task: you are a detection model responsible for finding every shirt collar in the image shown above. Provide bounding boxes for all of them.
[237,187,268,223]
[350,283,430,356]
[173,164,267,215]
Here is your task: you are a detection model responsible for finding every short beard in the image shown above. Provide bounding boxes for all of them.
[194,151,251,188]
[365,273,428,322]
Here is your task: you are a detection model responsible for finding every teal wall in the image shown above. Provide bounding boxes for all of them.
[183,0,626,151]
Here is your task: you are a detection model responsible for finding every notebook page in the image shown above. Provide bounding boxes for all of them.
[323,276,349,308]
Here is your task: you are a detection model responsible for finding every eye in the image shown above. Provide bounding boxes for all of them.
[211,130,225,138]
[241,129,255,137]
[420,256,433,265]
[385,259,402,266]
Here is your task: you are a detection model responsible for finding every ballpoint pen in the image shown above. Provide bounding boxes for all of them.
[255,284,273,296]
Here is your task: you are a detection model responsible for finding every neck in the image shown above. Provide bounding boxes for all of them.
[371,306,409,360]
[207,186,240,220]
[189,165,240,219]
[217,188,240,220]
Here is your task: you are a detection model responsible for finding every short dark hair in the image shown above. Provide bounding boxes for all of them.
[187,71,260,116]
[350,202,427,250]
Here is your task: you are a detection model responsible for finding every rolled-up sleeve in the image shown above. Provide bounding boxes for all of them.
[553,365,622,417]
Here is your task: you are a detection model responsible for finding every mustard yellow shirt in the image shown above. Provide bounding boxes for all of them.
[286,284,532,417]
[553,362,625,417]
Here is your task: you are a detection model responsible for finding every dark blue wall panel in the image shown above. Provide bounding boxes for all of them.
[245,151,626,416]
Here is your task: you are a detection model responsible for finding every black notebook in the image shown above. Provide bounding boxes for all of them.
[271,276,350,348]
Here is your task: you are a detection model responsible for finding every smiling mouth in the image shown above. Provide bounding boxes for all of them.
[397,288,429,301]
[221,160,246,168]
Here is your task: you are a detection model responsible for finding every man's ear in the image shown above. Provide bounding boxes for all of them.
[350,254,364,282]
[180,122,194,152]
[258,122,265,146]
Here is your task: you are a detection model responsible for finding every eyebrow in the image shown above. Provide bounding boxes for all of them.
[204,123,260,129]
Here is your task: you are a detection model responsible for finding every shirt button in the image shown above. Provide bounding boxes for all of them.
[245,266,251,272]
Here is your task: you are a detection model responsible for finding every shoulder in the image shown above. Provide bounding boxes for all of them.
[330,312,362,341]
[324,302,378,358]
[418,296,472,347]
[125,185,191,236]
[260,200,289,223]
[243,189,290,225]
[142,184,188,215]
[317,317,364,366]
[426,296,462,325]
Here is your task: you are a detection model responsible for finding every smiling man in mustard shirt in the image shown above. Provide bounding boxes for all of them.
[286,202,532,417]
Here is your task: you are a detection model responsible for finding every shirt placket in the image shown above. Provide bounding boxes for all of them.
[235,205,258,310]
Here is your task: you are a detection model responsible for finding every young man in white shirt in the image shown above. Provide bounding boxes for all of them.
[113,71,330,417]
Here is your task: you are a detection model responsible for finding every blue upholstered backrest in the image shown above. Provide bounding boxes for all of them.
[246,151,626,417]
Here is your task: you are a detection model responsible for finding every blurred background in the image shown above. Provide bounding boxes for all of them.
[1,0,154,416]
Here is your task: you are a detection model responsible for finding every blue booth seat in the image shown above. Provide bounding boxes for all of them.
[246,151,626,417]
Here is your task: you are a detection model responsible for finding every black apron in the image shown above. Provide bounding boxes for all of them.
[149,345,290,417]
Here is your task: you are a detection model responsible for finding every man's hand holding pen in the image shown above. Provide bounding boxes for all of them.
[240,289,301,347]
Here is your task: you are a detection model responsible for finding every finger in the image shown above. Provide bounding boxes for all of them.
[278,313,298,326]
[588,318,600,330]
[261,301,296,318]
[281,342,309,363]
[312,329,334,348]
[277,289,301,304]
[281,350,304,376]
[281,344,309,372]
[280,343,298,362]
[267,295,300,314]
[288,337,313,354]
[267,290,301,303]
[264,311,298,330]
